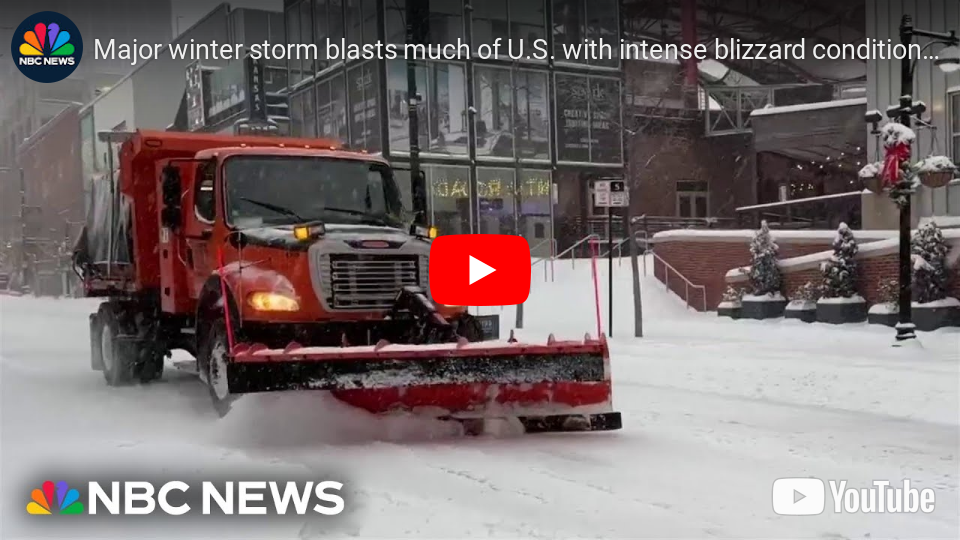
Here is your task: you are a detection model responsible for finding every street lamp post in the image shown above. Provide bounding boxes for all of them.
[883,15,959,343]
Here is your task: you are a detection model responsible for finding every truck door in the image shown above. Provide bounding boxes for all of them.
[183,161,216,298]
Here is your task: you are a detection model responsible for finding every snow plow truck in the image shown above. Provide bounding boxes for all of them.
[73,130,621,433]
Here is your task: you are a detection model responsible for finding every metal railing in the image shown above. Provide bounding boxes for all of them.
[646,249,707,312]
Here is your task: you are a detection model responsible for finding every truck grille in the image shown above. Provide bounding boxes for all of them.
[326,254,421,310]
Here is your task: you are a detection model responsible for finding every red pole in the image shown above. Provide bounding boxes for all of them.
[216,245,236,353]
[590,239,603,337]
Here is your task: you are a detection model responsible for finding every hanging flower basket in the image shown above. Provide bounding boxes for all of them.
[915,155,957,188]
[858,161,884,194]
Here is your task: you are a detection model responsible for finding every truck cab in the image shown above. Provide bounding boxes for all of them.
[160,145,473,349]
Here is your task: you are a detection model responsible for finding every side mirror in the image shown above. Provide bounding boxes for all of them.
[160,165,182,229]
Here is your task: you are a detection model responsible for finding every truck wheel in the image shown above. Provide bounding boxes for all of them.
[99,307,136,386]
[199,318,237,416]
[455,313,485,342]
[89,312,104,371]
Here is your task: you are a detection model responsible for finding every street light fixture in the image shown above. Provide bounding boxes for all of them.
[875,16,959,344]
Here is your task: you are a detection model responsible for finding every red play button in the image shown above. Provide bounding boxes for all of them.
[429,234,531,306]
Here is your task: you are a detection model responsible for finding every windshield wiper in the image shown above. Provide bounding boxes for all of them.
[322,207,394,226]
[238,197,307,223]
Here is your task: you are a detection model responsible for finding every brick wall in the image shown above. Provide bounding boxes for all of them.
[651,229,960,310]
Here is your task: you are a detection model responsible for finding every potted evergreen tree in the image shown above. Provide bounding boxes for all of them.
[911,221,959,330]
[718,285,744,319]
[785,281,819,323]
[867,278,900,327]
[817,223,867,324]
[741,221,787,319]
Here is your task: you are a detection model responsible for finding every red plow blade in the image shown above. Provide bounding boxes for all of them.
[227,334,621,432]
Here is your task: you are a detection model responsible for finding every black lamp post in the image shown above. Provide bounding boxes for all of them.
[884,15,959,343]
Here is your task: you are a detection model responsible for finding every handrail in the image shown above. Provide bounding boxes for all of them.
[555,234,599,259]
[648,249,707,312]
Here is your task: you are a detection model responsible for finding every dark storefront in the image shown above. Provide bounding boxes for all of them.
[283,0,623,253]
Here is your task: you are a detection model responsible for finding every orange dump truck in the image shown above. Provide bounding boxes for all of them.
[72,130,621,433]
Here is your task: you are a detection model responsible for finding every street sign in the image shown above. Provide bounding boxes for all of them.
[594,180,629,207]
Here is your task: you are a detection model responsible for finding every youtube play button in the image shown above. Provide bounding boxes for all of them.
[429,234,531,306]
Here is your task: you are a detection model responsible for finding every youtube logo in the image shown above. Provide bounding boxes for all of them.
[429,235,531,306]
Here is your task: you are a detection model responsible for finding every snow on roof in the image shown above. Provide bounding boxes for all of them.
[749,97,867,118]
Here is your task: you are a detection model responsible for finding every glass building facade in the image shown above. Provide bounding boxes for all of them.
[283,0,623,251]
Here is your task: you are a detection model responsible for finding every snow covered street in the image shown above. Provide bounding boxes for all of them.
[2,260,958,539]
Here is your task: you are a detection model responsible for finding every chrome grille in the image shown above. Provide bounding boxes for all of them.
[328,254,420,310]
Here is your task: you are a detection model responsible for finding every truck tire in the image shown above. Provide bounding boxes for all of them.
[89,312,104,371]
[198,318,238,416]
[99,306,137,386]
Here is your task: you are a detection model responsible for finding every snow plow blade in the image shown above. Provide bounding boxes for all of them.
[226,334,620,430]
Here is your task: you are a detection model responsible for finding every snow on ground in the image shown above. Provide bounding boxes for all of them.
[2,255,958,539]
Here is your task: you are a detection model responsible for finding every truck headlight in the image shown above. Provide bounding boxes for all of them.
[247,292,300,311]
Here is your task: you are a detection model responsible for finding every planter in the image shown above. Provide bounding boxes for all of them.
[919,170,954,188]
[785,300,816,323]
[717,301,741,319]
[741,293,788,320]
[817,295,867,324]
[861,174,884,194]
[912,298,960,331]
[867,304,898,327]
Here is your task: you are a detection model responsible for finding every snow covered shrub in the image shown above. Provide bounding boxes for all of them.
[820,222,859,298]
[720,285,744,305]
[748,221,781,297]
[911,222,950,304]
[877,277,899,309]
[793,281,822,302]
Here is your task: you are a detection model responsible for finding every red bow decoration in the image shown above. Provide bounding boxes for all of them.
[881,142,911,188]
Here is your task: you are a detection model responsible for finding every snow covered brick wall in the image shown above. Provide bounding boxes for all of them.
[652,228,960,311]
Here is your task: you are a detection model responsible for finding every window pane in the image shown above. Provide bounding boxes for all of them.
[474,66,514,158]
[386,59,429,153]
[590,77,621,163]
[429,0,464,45]
[289,92,304,136]
[427,62,467,154]
[552,0,585,64]
[303,87,317,137]
[952,93,960,135]
[694,195,707,218]
[678,195,690,217]
[300,0,314,76]
[515,70,550,160]
[555,73,589,162]
[286,5,302,85]
[477,167,516,234]
[348,61,381,152]
[953,136,960,162]
[586,0,618,66]
[328,0,344,45]
[385,0,406,43]
[318,74,348,141]
[346,0,362,45]
[518,169,552,252]
[511,0,546,45]
[363,0,377,45]
[427,165,471,235]
[473,0,508,47]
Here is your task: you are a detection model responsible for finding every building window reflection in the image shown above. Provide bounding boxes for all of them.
[386,60,467,156]
[384,0,464,45]
[555,73,621,163]
[552,0,619,67]
[347,61,381,151]
[314,0,344,71]
[473,0,546,59]
[474,66,550,160]
[426,164,471,235]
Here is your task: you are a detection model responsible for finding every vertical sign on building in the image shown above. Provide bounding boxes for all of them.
[245,53,267,124]
[185,61,205,131]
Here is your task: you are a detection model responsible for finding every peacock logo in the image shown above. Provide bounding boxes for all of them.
[26,481,85,515]
[10,11,83,83]
[20,23,75,58]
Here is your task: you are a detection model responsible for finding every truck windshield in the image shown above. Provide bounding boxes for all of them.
[223,156,405,228]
